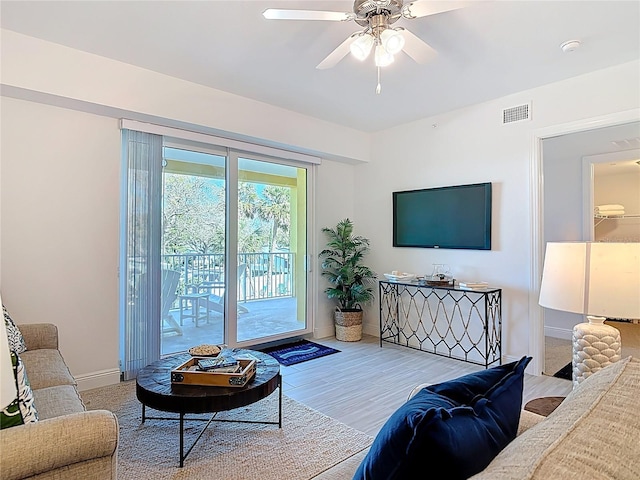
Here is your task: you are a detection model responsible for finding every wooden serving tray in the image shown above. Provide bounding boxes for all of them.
[171,357,256,387]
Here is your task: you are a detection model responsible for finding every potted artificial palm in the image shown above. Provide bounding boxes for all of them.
[319,218,377,341]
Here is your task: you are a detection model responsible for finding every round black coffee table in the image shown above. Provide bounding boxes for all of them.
[136,349,281,467]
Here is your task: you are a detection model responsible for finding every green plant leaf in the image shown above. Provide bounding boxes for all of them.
[319,218,377,310]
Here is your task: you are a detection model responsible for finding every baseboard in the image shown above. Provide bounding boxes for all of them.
[544,325,573,340]
[501,354,519,365]
[75,368,121,392]
[313,324,336,339]
[362,322,379,338]
[314,322,380,339]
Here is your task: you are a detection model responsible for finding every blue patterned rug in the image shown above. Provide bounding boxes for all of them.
[261,340,340,366]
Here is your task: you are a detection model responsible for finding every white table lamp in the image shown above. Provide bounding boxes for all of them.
[1,311,18,410]
[539,242,640,386]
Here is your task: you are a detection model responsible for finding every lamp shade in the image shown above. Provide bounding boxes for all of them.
[0,306,17,410]
[374,44,394,67]
[539,242,640,320]
[350,33,374,61]
[380,28,405,55]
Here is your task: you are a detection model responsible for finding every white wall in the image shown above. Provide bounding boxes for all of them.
[0,29,371,165]
[356,61,640,368]
[1,27,638,383]
[314,161,356,338]
[1,98,121,387]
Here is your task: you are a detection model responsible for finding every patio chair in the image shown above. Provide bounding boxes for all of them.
[162,269,183,336]
[204,263,249,315]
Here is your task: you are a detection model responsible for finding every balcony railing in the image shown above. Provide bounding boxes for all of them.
[162,252,295,302]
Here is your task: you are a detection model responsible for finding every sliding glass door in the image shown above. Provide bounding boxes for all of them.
[159,143,310,355]
[235,155,308,343]
[160,145,227,353]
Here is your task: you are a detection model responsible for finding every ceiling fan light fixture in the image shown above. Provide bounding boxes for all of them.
[263,0,456,79]
[350,33,374,61]
[380,28,405,55]
[374,44,394,67]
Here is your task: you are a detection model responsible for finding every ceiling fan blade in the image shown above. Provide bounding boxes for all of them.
[401,0,468,19]
[262,9,353,21]
[399,28,437,64]
[316,33,359,70]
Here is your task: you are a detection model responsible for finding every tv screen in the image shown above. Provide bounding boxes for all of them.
[393,182,492,250]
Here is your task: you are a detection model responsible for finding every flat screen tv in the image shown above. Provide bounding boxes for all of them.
[393,182,492,250]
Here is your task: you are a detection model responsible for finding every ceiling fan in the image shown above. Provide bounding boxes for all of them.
[263,0,469,93]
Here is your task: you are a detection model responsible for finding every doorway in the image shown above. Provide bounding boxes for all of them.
[535,118,640,376]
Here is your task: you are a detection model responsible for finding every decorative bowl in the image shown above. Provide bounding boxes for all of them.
[188,344,222,357]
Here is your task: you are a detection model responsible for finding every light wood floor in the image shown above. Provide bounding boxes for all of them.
[281,335,572,437]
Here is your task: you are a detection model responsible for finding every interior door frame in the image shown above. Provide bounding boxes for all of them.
[529,108,640,376]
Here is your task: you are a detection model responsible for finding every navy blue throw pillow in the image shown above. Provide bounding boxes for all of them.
[353,356,532,480]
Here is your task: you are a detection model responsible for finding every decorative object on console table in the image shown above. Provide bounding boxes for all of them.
[457,281,489,290]
[319,218,377,342]
[425,263,453,286]
[539,242,640,387]
[383,272,416,282]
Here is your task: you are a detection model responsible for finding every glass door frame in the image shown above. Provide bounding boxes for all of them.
[161,138,315,350]
[227,149,314,348]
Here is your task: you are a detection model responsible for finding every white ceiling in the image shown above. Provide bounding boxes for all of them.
[1,0,639,133]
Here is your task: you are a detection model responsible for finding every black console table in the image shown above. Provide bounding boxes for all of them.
[379,280,502,368]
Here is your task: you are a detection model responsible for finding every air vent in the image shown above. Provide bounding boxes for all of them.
[611,137,640,149]
[502,103,531,124]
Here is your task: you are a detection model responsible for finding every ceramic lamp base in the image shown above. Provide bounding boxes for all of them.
[572,316,621,387]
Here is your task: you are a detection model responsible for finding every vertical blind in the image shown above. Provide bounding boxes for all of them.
[120,129,163,380]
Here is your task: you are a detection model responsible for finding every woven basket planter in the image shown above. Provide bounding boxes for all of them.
[334,308,363,342]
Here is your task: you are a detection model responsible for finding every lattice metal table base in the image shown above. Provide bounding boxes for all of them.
[379,281,502,368]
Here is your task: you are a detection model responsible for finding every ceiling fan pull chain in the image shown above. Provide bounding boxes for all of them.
[376,67,382,94]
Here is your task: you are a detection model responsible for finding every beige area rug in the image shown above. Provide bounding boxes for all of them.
[544,336,571,376]
[610,320,640,360]
[81,381,372,480]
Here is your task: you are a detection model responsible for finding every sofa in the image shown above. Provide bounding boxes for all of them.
[314,355,640,479]
[0,323,119,480]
